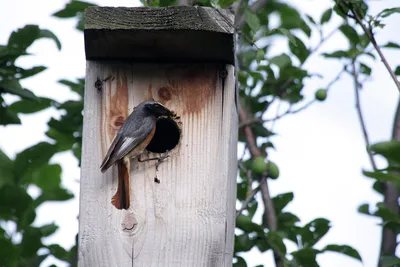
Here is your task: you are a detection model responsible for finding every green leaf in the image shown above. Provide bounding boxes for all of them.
[273,192,294,214]
[19,66,47,79]
[58,78,85,96]
[359,63,371,76]
[373,180,384,195]
[30,164,62,190]
[1,79,38,101]
[245,10,261,33]
[256,49,265,63]
[370,141,400,164]
[382,220,400,233]
[266,231,286,254]
[40,223,59,237]
[251,123,274,138]
[20,226,42,257]
[34,187,74,207]
[0,106,21,125]
[233,256,247,267]
[306,15,316,25]
[8,25,41,53]
[236,215,262,233]
[358,203,400,221]
[53,0,96,18]
[33,254,50,267]
[7,25,60,53]
[234,234,256,253]
[275,3,311,37]
[377,7,400,18]
[380,255,400,267]
[0,238,18,266]
[322,244,362,262]
[256,234,271,252]
[0,184,33,220]
[322,50,350,59]
[19,208,36,229]
[275,28,297,47]
[8,97,52,114]
[14,142,58,178]
[396,66,400,76]
[383,42,400,49]
[375,203,400,221]
[219,0,235,8]
[320,8,333,24]
[363,170,400,186]
[339,24,360,47]
[4,87,38,101]
[270,54,292,69]
[292,248,320,267]
[301,218,331,247]
[289,36,310,63]
[47,244,69,261]
[278,212,300,229]
[0,149,13,188]
[358,203,371,215]
[39,30,61,50]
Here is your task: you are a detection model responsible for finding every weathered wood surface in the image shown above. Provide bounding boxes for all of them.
[79,62,238,266]
[84,6,235,63]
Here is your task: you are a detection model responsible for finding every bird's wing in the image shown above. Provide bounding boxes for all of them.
[100,116,155,172]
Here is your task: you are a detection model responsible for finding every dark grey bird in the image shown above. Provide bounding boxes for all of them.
[100,100,173,209]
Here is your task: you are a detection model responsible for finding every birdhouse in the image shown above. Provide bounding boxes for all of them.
[79,6,237,266]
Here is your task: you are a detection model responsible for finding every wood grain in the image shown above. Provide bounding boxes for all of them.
[84,6,235,63]
[79,62,237,266]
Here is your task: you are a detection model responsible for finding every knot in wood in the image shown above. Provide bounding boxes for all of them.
[122,214,137,231]
[95,78,102,91]
[113,116,125,128]
[219,69,227,79]
[158,86,172,101]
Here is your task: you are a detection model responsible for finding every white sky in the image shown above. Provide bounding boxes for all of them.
[0,0,399,266]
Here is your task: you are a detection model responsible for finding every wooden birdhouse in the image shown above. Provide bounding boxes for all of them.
[79,6,237,266]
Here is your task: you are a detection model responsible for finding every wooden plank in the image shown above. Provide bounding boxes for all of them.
[79,62,237,266]
[84,6,235,63]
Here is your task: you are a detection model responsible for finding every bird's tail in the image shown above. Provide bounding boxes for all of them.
[111,160,130,210]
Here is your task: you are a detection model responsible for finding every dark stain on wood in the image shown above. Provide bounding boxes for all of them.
[180,65,218,115]
[107,70,129,135]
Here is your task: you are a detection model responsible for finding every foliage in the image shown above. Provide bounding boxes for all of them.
[1,0,400,266]
[0,25,82,266]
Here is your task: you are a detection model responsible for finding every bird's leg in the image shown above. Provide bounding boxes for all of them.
[137,152,170,171]
[137,155,160,163]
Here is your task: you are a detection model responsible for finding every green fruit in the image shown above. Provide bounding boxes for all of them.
[267,161,280,179]
[251,156,267,175]
[315,89,327,101]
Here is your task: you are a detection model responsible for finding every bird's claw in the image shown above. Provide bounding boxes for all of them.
[155,155,170,171]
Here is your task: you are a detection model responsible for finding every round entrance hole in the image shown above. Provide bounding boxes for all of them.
[146,116,181,153]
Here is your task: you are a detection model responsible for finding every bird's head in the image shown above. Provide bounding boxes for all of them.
[144,101,173,117]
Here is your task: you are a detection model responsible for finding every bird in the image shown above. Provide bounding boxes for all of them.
[100,100,174,209]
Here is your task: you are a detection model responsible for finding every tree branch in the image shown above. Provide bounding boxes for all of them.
[344,7,400,265]
[238,103,282,267]
[235,0,269,29]
[236,185,261,217]
[350,9,400,92]
[378,99,400,261]
[351,59,397,267]
[239,67,346,128]
[351,60,378,171]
